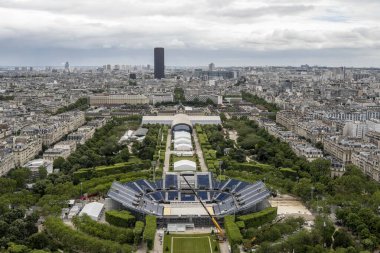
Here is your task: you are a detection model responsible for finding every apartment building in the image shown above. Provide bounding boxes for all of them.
[324,136,376,164]
[276,110,297,131]
[13,136,42,167]
[0,152,15,176]
[352,150,380,182]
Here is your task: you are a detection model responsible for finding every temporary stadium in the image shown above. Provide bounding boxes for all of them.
[107,114,271,227]
[108,172,271,227]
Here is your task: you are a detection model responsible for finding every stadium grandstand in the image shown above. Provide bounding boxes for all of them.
[107,172,271,227]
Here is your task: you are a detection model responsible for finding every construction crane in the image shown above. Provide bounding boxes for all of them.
[180,174,225,241]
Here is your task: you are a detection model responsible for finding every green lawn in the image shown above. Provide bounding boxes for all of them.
[163,234,220,253]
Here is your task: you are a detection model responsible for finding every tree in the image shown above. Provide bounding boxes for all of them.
[9,168,31,188]
[315,142,323,150]
[6,242,29,253]
[314,216,335,247]
[38,166,47,180]
[0,178,17,194]
[262,227,281,242]
[333,229,354,249]
[32,180,50,196]
[53,157,65,169]
[309,159,331,183]
[293,178,313,201]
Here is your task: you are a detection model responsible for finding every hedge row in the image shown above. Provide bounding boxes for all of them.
[224,215,243,246]
[153,125,168,166]
[196,124,218,171]
[45,217,132,253]
[228,161,273,173]
[73,160,150,180]
[279,168,298,179]
[237,207,277,228]
[133,221,145,245]
[72,214,134,244]
[143,215,157,250]
[105,210,136,228]
[77,171,149,195]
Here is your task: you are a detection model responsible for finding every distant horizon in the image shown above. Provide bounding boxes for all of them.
[0,47,379,69]
[1,62,380,69]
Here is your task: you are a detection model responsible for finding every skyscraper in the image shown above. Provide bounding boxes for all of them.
[65,61,69,70]
[154,47,165,79]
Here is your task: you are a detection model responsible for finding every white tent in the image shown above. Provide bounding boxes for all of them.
[174,143,193,151]
[174,160,196,171]
[174,137,192,145]
[174,131,191,140]
[79,202,104,221]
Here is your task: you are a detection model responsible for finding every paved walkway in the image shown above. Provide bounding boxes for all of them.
[135,242,148,253]
[219,240,230,253]
[153,229,164,253]
[192,131,208,172]
[164,129,171,173]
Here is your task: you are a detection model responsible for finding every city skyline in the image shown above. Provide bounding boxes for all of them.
[0,0,379,67]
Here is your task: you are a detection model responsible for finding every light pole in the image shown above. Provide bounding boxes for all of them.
[151,161,157,182]
[311,186,315,212]
[219,160,223,179]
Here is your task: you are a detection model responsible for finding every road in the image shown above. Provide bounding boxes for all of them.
[192,130,208,171]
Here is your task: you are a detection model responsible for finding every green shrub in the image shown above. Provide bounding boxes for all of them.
[72,214,134,244]
[73,169,92,180]
[105,210,136,228]
[45,217,132,253]
[224,215,243,246]
[143,215,157,250]
[133,221,145,245]
[237,207,277,228]
[236,221,245,229]
[95,161,146,177]
[280,168,298,179]
[229,162,273,173]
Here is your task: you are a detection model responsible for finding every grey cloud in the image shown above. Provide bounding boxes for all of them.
[215,5,315,18]
[0,0,379,66]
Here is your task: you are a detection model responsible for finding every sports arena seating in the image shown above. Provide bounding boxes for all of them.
[107,172,271,218]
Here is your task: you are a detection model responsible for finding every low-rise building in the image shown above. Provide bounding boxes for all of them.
[23,159,53,177]
[43,148,71,162]
[292,142,323,161]
[89,94,149,106]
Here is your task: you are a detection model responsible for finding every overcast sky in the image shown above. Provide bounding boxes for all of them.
[0,0,379,67]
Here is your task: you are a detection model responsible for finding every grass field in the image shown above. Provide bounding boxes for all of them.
[163,233,220,253]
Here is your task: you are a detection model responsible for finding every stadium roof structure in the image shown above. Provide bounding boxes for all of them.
[107,172,271,219]
[172,114,192,129]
